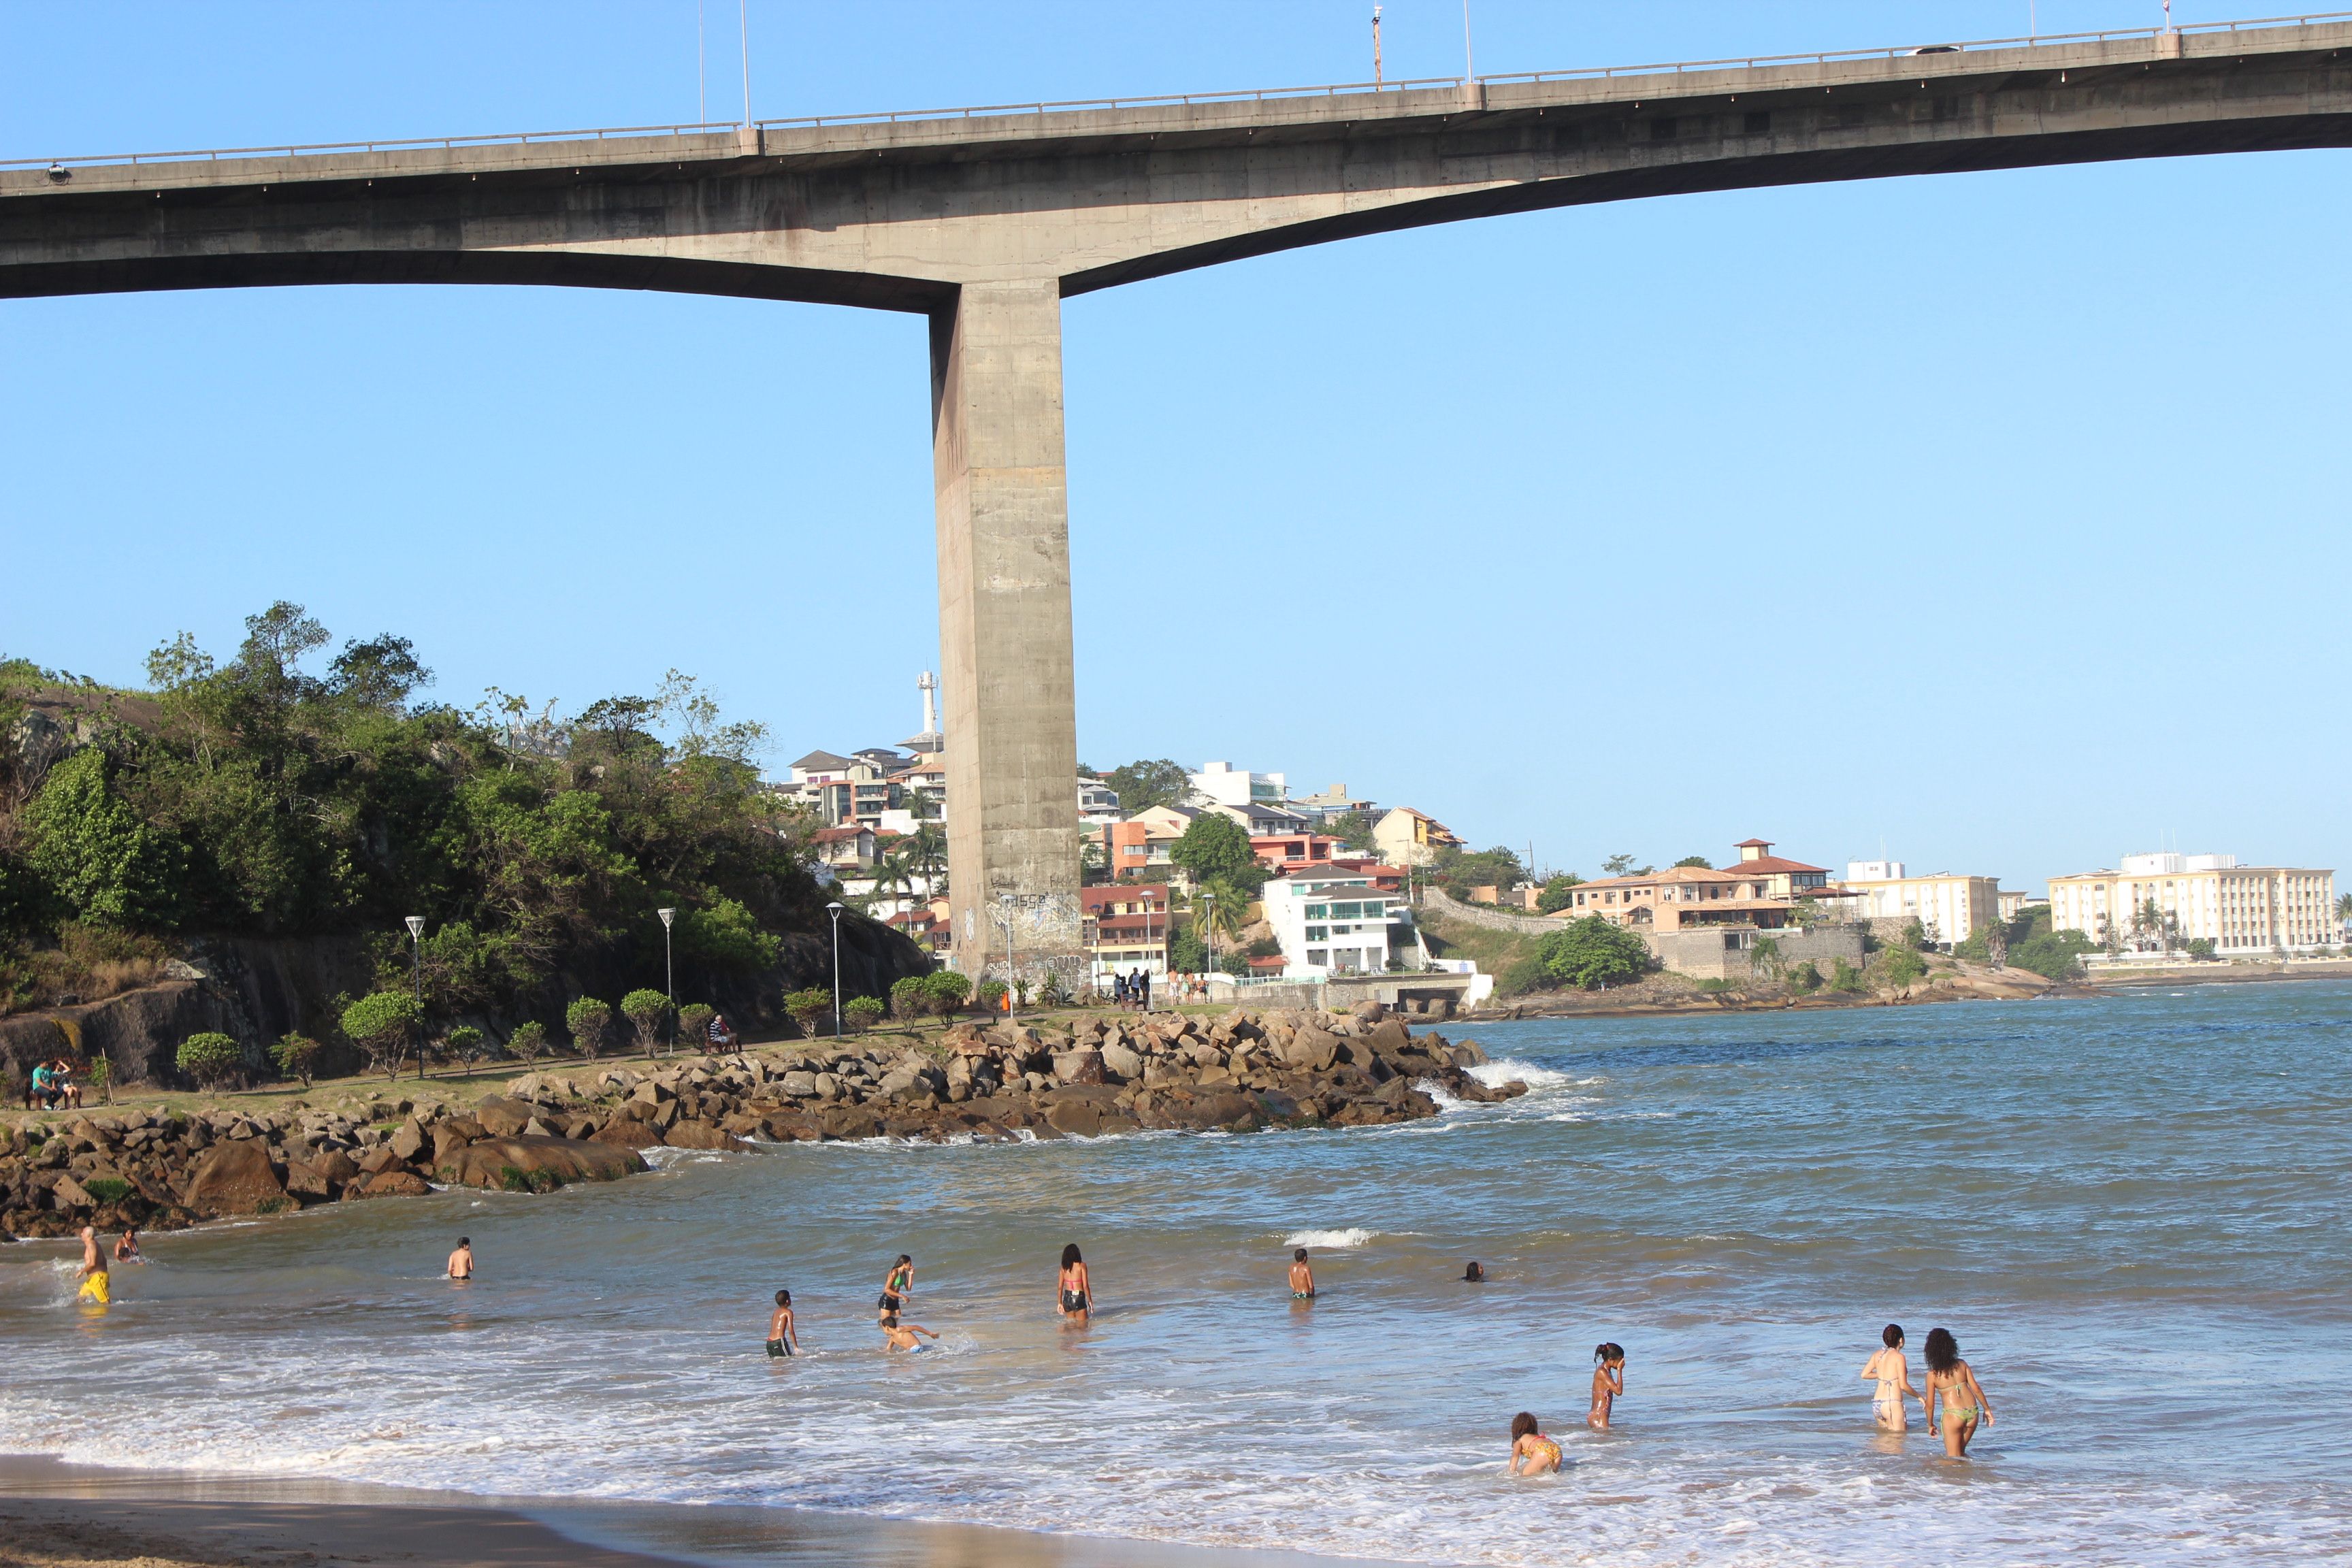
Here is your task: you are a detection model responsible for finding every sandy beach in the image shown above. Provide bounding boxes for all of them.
[0,1455,1369,1568]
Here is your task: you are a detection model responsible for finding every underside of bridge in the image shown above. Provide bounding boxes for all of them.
[5,20,2348,975]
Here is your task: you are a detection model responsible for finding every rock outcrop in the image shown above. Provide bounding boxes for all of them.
[0,1007,1521,1239]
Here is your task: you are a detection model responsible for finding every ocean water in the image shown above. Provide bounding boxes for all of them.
[5,983,2351,1566]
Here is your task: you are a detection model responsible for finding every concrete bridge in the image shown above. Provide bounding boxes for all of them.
[6,16,2349,974]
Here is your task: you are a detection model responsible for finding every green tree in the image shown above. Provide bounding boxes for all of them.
[1601,853,1639,878]
[1193,878,1250,946]
[1535,874,1584,914]
[676,1003,715,1055]
[564,996,615,1059]
[269,1032,323,1088]
[1170,813,1264,892]
[1322,810,1378,853]
[444,1024,490,1073]
[785,987,834,1036]
[1430,845,1528,900]
[176,1031,244,1091]
[976,979,1009,1013]
[1535,917,1652,990]
[1673,855,1713,869]
[342,990,423,1078]
[1102,759,1192,817]
[2184,937,2216,960]
[845,996,885,1032]
[1749,935,1786,981]
[1874,946,1928,989]
[507,1020,549,1066]
[620,989,671,1054]
[1168,920,1208,975]
[22,749,184,928]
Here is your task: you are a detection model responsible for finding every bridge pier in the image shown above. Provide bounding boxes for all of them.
[928,279,1083,981]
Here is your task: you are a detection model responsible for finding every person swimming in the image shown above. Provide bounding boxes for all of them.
[1057,1243,1092,1323]
[1589,1343,1625,1430]
[113,1227,142,1264]
[1507,1411,1562,1475]
[766,1289,798,1358]
[446,1237,473,1280]
[74,1226,110,1305]
[1862,1323,1921,1432]
[881,1320,939,1352]
[1288,1247,1316,1299]
[1463,1262,1485,1283]
[1923,1326,1995,1458]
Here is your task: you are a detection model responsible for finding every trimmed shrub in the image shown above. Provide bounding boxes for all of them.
[177,1031,244,1090]
[976,979,1009,1014]
[784,987,834,1036]
[844,996,885,1033]
[922,969,972,1018]
[1534,917,1652,990]
[620,990,671,1055]
[565,997,615,1058]
[341,991,423,1079]
[676,1004,715,1056]
[889,974,929,1019]
[270,1032,323,1087]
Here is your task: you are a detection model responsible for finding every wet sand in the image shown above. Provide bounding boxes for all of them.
[0,1455,1379,1568]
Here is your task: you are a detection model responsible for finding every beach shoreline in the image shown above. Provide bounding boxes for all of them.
[0,1454,1393,1568]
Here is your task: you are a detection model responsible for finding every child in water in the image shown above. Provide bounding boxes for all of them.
[1288,1247,1316,1299]
[1861,1323,1921,1432]
[1589,1343,1625,1429]
[1507,1412,1561,1475]
[766,1290,798,1358]
[881,1320,940,1353]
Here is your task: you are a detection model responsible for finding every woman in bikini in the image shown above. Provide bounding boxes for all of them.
[1588,1343,1625,1430]
[1861,1322,1921,1432]
[1056,1243,1092,1324]
[1922,1326,1995,1458]
[879,1254,913,1321]
[1506,1411,1562,1475]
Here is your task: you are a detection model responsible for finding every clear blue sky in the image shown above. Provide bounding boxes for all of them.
[4,3,2345,893]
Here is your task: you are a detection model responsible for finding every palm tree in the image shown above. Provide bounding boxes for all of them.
[1194,877,1249,945]
[868,840,918,915]
[909,821,947,898]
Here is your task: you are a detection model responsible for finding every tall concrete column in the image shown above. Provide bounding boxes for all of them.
[929,278,1083,979]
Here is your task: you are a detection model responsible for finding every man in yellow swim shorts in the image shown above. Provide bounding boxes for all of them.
[75,1224,110,1305]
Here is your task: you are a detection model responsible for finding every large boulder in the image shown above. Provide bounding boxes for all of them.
[1045,1100,1139,1139]
[472,1096,536,1137]
[1283,1027,1343,1071]
[350,1169,433,1198]
[180,1139,288,1217]
[1098,1043,1143,1082]
[389,1120,431,1162]
[590,1118,664,1150]
[664,1121,751,1152]
[440,1135,647,1192]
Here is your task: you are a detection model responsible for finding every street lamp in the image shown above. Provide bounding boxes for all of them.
[404,916,425,1071]
[657,907,676,1054]
[826,901,845,1036]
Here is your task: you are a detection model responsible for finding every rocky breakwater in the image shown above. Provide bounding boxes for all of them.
[0,1006,1520,1241]
[0,1094,648,1239]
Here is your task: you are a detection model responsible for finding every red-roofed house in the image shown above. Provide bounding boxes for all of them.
[1081,884,1173,983]
[1729,838,1833,899]
[1252,832,1345,875]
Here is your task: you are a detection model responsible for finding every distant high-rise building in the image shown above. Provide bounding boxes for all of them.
[2050,853,2336,955]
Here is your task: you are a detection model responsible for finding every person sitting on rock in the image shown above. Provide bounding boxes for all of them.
[52,1062,80,1110]
[24,1060,54,1110]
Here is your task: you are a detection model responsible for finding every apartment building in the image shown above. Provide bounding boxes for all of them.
[2049,852,2338,954]
[1838,861,2002,945]
[1252,832,1345,875]
[1104,804,1198,884]
[782,749,902,828]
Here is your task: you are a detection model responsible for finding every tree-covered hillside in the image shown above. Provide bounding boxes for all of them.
[1,603,904,1026]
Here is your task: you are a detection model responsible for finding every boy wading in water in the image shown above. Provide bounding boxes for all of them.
[881,1319,938,1352]
[1589,1343,1625,1429]
[74,1226,110,1305]
[766,1290,798,1358]
[1923,1326,1995,1458]
[1507,1412,1562,1476]
[446,1237,473,1281]
[1288,1247,1316,1300]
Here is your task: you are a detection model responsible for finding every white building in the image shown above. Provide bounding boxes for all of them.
[2049,852,2338,955]
[1189,760,1286,809]
[1837,861,2002,945]
[1262,868,1394,978]
[1078,778,1124,826]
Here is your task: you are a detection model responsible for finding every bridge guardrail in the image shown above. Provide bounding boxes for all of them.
[5,9,2348,174]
